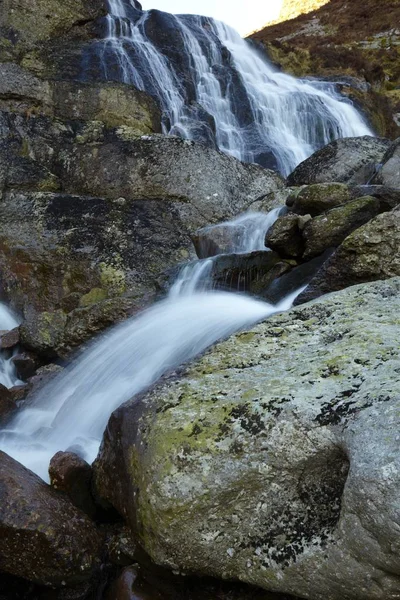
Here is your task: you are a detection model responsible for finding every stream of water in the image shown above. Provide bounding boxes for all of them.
[99,0,373,175]
[0,209,303,481]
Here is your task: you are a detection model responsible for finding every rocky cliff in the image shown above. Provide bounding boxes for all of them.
[251,0,400,139]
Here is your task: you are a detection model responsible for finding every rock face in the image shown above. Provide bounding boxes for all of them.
[0,0,106,53]
[0,110,282,356]
[287,137,391,186]
[94,278,400,600]
[0,450,101,586]
[297,206,400,302]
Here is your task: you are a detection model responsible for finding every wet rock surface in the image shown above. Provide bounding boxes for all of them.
[287,136,390,185]
[0,451,101,587]
[298,206,400,302]
[94,278,400,600]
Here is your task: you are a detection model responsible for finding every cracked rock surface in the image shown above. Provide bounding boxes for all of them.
[95,277,400,600]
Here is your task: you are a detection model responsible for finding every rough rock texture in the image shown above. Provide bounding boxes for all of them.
[350,185,400,209]
[375,137,400,188]
[0,110,282,356]
[0,385,17,425]
[0,450,101,586]
[250,0,400,139]
[0,65,162,134]
[287,136,391,186]
[0,0,106,52]
[298,205,400,301]
[302,195,381,259]
[94,278,400,600]
[288,182,352,216]
[265,214,304,258]
[49,451,96,518]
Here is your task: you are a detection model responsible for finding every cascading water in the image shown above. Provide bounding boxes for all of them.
[0,304,21,388]
[97,0,373,175]
[0,209,304,481]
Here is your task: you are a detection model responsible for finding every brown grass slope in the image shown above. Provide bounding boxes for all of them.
[249,0,400,138]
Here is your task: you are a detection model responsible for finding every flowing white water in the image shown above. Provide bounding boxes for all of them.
[101,1,373,175]
[0,209,304,481]
[0,304,21,388]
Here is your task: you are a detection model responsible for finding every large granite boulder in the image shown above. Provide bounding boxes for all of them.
[94,278,400,600]
[0,451,101,586]
[298,206,400,302]
[287,136,390,186]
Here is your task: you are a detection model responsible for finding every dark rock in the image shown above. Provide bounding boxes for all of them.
[287,136,391,186]
[296,206,400,303]
[350,184,400,209]
[210,251,281,292]
[0,450,101,586]
[0,384,16,425]
[288,182,352,216]
[265,214,304,258]
[11,352,39,380]
[27,363,64,394]
[8,384,30,403]
[105,526,138,567]
[374,137,400,188]
[49,451,97,519]
[302,196,381,259]
[0,327,19,349]
[261,251,333,304]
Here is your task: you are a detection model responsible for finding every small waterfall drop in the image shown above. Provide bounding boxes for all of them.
[0,304,21,388]
[0,209,304,481]
[98,1,373,175]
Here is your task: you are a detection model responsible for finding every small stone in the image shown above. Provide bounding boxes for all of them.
[49,451,97,519]
[265,213,304,258]
[0,327,20,349]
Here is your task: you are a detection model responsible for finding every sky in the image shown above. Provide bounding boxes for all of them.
[144,1,284,36]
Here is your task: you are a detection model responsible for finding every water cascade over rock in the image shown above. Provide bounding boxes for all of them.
[95,0,373,175]
[0,209,302,481]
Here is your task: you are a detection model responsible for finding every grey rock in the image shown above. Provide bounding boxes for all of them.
[297,205,400,302]
[94,278,400,600]
[289,182,352,216]
[302,195,381,259]
[287,136,390,186]
[374,137,400,188]
[265,214,304,258]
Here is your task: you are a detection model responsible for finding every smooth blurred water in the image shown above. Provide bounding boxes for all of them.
[0,304,21,388]
[0,209,304,480]
[101,1,373,175]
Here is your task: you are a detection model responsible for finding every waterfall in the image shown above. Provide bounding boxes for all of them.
[0,304,21,388]
[0,209,304,481]
[97,0,373,175]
